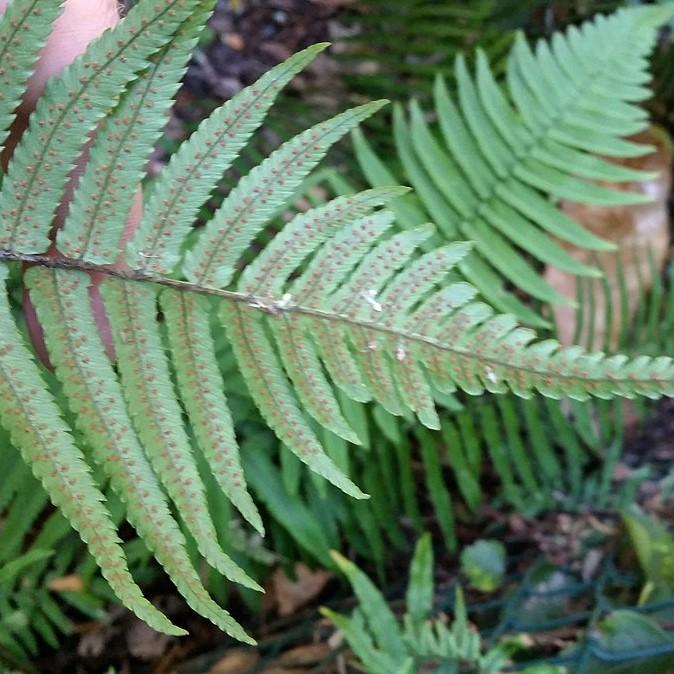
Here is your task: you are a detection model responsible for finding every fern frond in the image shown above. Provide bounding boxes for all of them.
[57,6,214,264]
[0,0,208,253]
[183,100,388,287]
[354,4,672,314]
[100,279,261,591]
[25,268,253,642]
[2,1,674,641]
[324,224,437,416]
[160,289,264,534]
[289,209,398,403]
[0,0,64,151]
[227,214,673,426]
[127,42,329,274]
[0,265,181,636]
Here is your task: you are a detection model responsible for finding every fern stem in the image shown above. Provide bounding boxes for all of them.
[3,250,672,392]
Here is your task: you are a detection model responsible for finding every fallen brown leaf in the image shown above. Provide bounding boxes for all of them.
[208,648,260,674]
[126,619,172,660]
[47,574,84,593]
[278,643,331,666]
[271,563,333,617]
[77,625,109,658]
[222,32,245,51]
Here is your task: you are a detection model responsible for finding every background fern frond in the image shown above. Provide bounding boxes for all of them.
[353,4,673,323]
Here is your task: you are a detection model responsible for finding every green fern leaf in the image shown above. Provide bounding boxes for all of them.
[332,550,407,661]
[183,100,388,287]
[57,7,214,264]
[160,288,264,534]
[406,282,476,395]
[127,42,329,274]
[0,0,64,150]
[225,214,674,427]
[241,187,408,442]
[355,5,671,312]
[0,264,182,636]
[25,268,253,642]
[100,278,261,591]
[239,187,410,295]
[223,301,367,499]
[327,224,435,416]
[290,210,397,403]
[375,242,473,429]
[0,0,207,253]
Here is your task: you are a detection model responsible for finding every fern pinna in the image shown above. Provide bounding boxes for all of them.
[1,0,674,640]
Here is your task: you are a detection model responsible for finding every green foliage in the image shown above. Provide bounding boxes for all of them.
[338,0,512,98]
[460,539,506,592]
[353,4,673,324]
[0,438,118,670]
[623,507,674,603]
[589,610,674,674]
[2,0,674,645]
[324,536,511,673]
[336,0,515,155]
[325,535,674,674]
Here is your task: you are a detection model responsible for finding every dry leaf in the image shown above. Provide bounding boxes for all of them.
[77,625,109,658]
[208,648,260,674]
[271,563,333,617]
[544,127,672,350]
[47,574,84,593]
[126,619,172,660]
[278,643,331,666]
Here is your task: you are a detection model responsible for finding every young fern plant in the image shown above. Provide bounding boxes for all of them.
[1,0,674,642]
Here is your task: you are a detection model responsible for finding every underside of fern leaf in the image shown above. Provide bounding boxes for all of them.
[1,0,674,642]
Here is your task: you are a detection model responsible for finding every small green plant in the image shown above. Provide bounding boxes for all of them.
[323,535,563,674]
[461,539,506,592]
[623,506,674,603]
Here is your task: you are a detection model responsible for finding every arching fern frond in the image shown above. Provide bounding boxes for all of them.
[1,0,674,642]
[353,4,673,321]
